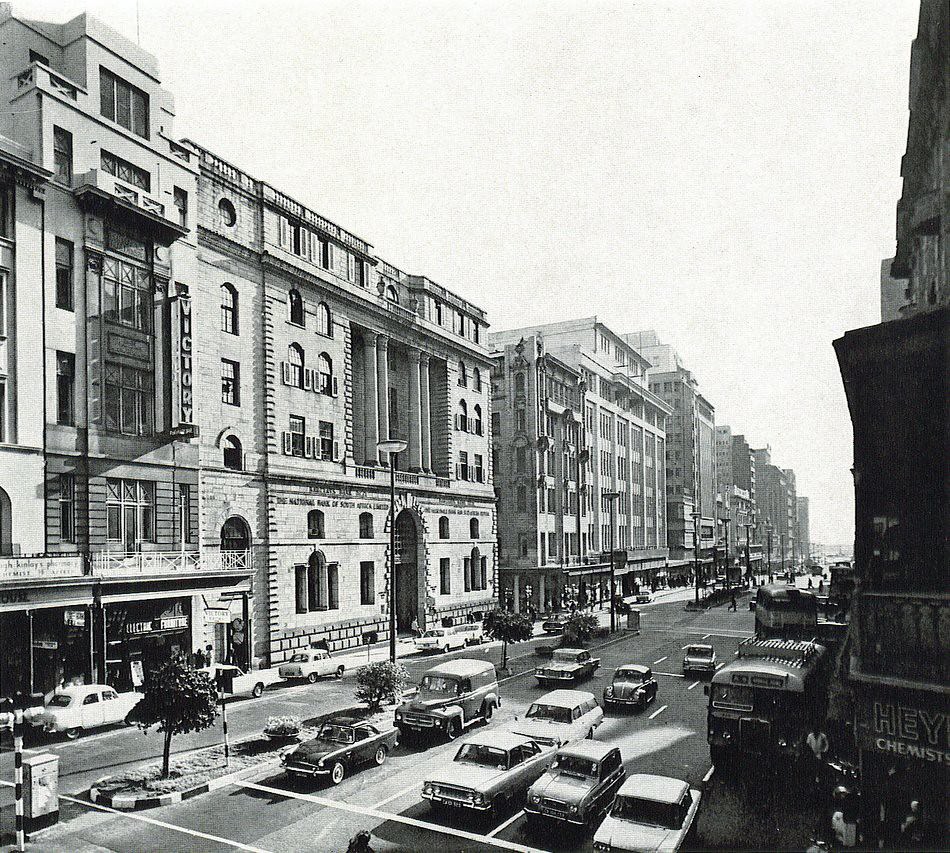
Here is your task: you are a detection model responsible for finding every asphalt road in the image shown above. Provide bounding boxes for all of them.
[16,596,766,853]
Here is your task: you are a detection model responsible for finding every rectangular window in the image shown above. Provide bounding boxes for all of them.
[440,558,451,595]
[53,126,72,184]
[104,362,152,435]
[463,557,471,592]
[105,478,154,547]
[327,563,339,610]
[101,150,150,192]
[59,474,75,543]
[56,351,75,425]
[173,187,188,227]
[474,454,484,483]
[0,378,5,443]
[319,420,334,460]
[360,561,375,605]
[479,557,487,590]
[295,565,308,614]
[221,359,240,406]
[458,451,469,481]
[178,483,193,544]
[55,238,74,310]
[100,67,149,138]
[289,415,305,457]
[102,257,152,330]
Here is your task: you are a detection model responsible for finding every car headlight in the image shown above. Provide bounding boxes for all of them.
[605,686,614,697]
[395,711,402,720]
[317,759,325,767]
[423,783,434,795]
[535,667,543,674]
[593,842,611,851]
[569,804,578,814]
[777,738,788,747]
[473,792,485,804]
[530,793,541,804]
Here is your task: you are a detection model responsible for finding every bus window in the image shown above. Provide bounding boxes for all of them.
[711,683,753,712]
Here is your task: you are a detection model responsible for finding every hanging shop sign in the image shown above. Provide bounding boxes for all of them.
[169,292,197,438]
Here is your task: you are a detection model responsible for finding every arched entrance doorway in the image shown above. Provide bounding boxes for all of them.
[394,509,422,632]
[0,487,11,555]
[220,516,250,553]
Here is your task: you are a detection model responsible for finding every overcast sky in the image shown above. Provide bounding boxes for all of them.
[21,0,921,547]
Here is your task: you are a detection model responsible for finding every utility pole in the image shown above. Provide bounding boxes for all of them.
[766,521,773,583]
[692,509,701,605]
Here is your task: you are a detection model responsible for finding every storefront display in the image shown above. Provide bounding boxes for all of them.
[104,598,192,691]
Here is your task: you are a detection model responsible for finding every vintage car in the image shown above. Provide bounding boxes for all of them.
[592,774,701,853]
[635,590,653,604]
[603,664,658,710]
[422,731,555,814]
[542,614,567,634]
[281,715,398,785]
[525,741,626,828]
[277,649,344,683]
[510,689,604,747]
[395,659,500,742]
[31,684,142,739]
[535,648,600,686]
[681,644,717,675]
[199,663,281,699]
[455,622,486,646]
[413,625,469,654]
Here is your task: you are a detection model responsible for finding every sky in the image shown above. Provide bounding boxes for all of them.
[18,0,922,548]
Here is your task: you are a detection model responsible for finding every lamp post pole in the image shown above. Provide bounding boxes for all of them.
[378,438,408,663]
[744,519,754,584]
[780,532,786,581]
[722,517,730,593]
[766,522,773,583]
[692,510,701,605]
[604,492,620,632]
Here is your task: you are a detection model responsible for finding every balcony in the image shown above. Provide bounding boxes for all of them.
[90,550,250,577]
[0,554,84,582]
[15,61,81,102]
[853,590,950,687]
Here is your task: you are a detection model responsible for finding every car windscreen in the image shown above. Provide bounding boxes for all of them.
[615,669,644,682]
[287,653,309,663]
[686,647,713,658]
[421,630,445,638]
[48,695,72,708]
[525,703,572,724]
[611,795,682,829]
[317,724,354,744]
[551,754,597,777]
[419,675,460,695]
[710,683,754,711]
[455,743,508,770]
[552,651,577,662]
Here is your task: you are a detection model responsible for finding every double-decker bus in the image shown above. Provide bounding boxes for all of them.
[754,583,819,640]
[707,637,828,764]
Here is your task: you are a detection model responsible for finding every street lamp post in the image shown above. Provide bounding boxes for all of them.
[780,532,786,581]
[604,492,621,632]
[692,509,702,605]
[722,517,730,593]
[744,515,755,585]
[378,438,408,663]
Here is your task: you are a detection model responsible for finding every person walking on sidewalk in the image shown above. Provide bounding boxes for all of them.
[728,593,737,611]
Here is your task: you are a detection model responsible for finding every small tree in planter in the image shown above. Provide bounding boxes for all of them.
[483,609,533,672]
[263,715,302,741]
[133,654,218,778]
[355,661,410,713]
[561,612,598,647]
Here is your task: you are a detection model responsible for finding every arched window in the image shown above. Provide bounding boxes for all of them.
[288,288,304,326]
[218,198,236,228]
[359,512,373,539]
[473,404,483,436]
[472,367,482,391]
[220,515,250,552]
[288,343,304,388]
[318,353,333,395]
[457,400,468,432]
[458,361,467,387]
[223,436,243,471]
[470,518,480,539]
[307,509,325,539]
[317,302,332,337]
[514,372,526,395]
[438,516,450,539]
[220,284,238,335]
[385,285,399,304]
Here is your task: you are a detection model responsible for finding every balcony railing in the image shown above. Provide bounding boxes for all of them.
[0,554,84,581]
[854,590,950,686]
[91,550,250,577]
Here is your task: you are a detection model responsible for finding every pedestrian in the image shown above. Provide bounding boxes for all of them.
[900,800,922,845]
[806,724,829,790]
[410,617,419,638]
[818,579,824,593]
[205,644,214,665]
[808,577,813,589]
[346,829,374,853]
[728,593,737,611]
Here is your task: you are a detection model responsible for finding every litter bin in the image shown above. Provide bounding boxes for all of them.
[626,609,641,634]
[23,752,59,836]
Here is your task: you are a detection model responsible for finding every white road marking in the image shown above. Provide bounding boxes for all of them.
[232,780,547,853]
[703,765,716,783]
[648,704,669,720]
[653,656,668,664]
[0,780,274,853]
[372,780,421,810]
[681,645,691,649]
[654,672,685,678]
[688,680,701,691]
[701,634,711,640]
[489,808,525,838]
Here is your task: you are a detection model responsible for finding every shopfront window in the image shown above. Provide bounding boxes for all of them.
[106,478,155,550]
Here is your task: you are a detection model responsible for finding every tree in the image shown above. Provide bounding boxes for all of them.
[133,654,219,778]
[561,612,598,647]
[355,661,410,713]
[483,609,533,671]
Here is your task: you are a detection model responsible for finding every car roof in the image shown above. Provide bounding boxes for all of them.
[557,740,616,761]
[616,664,650,674]
[463,730,534,751]
[59,684,106,696]
[554,647,585,655]
[534,689,596,707]
[324,715,366,727]
[685,644,713,652]
[426,659,496,678]
[618,774,689,803]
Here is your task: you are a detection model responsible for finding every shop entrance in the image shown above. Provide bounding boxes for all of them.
[394,510,422,632]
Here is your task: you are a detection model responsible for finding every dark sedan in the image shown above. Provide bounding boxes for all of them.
[281,716,398,785]
[542,614,567,634]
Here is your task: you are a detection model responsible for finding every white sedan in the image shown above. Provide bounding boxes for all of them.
[199,664,281,699]
[278,649,345,683]
[509,689,604,747]
[32,684,142,739]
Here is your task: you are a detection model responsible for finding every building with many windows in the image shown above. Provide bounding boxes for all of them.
[490,319,669,613]
[714,425,759,578]
[752,448,798,574]
[795,496,810,564]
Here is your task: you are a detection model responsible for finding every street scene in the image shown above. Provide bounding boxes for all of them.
[0,0,946,851]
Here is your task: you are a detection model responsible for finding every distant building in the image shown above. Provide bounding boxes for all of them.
[796,497,810,563]
[752,449,797,572]
[715,426,761,575]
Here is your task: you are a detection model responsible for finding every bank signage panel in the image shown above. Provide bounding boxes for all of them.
[858,698,949,765]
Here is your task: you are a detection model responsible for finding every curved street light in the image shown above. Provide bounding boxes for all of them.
[378,438,408,662]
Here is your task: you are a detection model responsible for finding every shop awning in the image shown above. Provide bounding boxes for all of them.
[96,570,251,604]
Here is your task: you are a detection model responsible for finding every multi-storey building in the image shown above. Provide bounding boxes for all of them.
[795,496,810,564]
[0,6,250,698]
[752,448,798,572]
[624,331,715,574]
[835,2,948,844]
[726,431,762,573]
[490,319,669,611]
[190,145,496,666]
[714,425,757,577]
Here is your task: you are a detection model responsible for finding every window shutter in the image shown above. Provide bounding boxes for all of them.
[333,441,340,461]
[282,432,292,454]
[326,243,334,270]
[332,377,338,397]
[279,216,290,249]
[303,368,313,391]
[304,436,315,458]
[455,463,461,479]
[281,362,290,385]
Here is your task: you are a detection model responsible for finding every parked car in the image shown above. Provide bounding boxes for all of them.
[199,663,280,699]
[422,731,555,814]
[395,659,500,742]
[592,774,701,853]
[681,644,717,675]
[32,685,142,739]
[535,648,600,686]
[603,664,658,710]
[414,625,468,654]
[280,715,398,785]
[542,614,567,634]
[455,622,486,646]
[526,741,626,828]
[278,649,344,683]
[510,689,604,747]
[635,590,652,604]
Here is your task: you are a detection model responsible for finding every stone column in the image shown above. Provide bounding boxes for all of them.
[419,353,432,472]
[512,574,521,613]
[407,348,422,471]
[376,335,390,463]
[363,330,378,464]
[538,573,547,612]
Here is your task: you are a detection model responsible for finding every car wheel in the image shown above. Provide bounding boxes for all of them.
[252,682,264,698]
[481,701,493,722]
[65,727,81,740]
[586,727,595,740]
[307,672,319,684]
[374,745,388,766]
[335,666,344,679]
[124,713,136,727]
[442,646,450,655]
[329,761,346,785]
[445,719,461,741]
